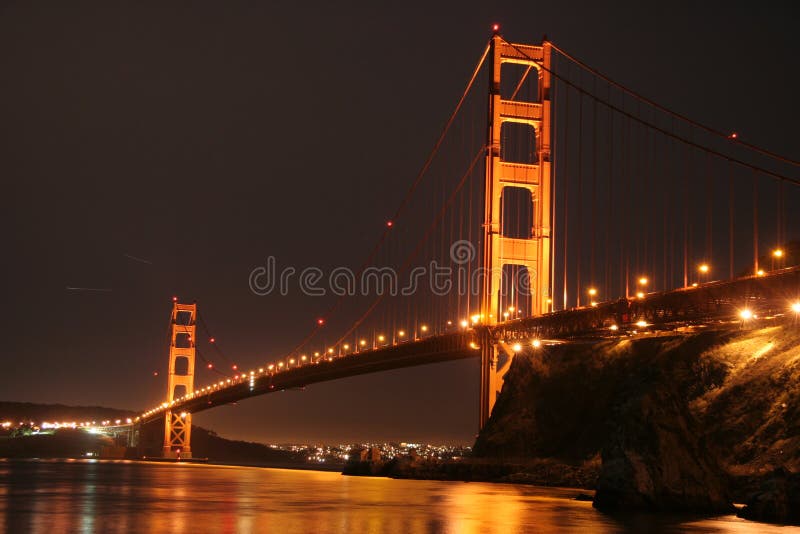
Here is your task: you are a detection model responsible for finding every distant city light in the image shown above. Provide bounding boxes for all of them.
[698,263,710,274]
[739,309,753,320]
[773,249,784,258]
[531,339,541,348]
[512,343,522,352]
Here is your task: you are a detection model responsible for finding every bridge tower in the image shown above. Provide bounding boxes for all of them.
[480,33,553,427]
[162,301,196,458]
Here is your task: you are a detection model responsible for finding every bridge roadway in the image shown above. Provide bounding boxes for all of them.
[139,266,800,425]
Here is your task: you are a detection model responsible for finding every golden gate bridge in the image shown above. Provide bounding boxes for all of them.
[110,29,799,458]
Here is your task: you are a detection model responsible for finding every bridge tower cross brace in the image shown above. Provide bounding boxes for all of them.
[479,34,553,428]
[162,301,196,458]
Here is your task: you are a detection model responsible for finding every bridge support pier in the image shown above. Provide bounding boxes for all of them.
[479,331,515,429]
[479,33,551,430]
[162,301,196,458]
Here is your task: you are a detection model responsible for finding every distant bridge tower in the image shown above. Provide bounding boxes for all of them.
[162,301,196,458]
[480,33,553,428]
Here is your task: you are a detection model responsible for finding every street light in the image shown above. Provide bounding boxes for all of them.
[791,302,800,314]
[773,249,784,258]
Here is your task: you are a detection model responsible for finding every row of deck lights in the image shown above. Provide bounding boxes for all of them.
[583,247,787,305]
[144,252,795,418]
[142,292,800,419]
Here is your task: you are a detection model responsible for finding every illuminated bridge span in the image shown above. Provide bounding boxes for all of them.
[133,29,800,458]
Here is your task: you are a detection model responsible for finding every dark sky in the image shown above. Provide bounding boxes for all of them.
[2,1,798,444]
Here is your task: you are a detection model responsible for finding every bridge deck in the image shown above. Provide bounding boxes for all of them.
[140,267,800,424]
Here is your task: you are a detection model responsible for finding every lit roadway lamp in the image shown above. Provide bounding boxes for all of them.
[698,263,710,283]
[512,343,522,352]
[791,302,800,314]
[739,309,753,321]
[588,287,598,307]
[773,248,784,271]
[637,277,648,299]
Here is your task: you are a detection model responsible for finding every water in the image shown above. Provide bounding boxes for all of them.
[0,459,791,533]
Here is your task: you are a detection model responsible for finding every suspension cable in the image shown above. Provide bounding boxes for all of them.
[549,42,800,167]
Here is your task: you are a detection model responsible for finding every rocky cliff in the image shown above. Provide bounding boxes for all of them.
[473,321,800,522]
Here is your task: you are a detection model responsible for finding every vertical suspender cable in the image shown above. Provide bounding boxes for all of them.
[575,78,583,306]
[729,161,734,279]
[753,170,759,274]
[561,68,570,310]
[606,83,613,299]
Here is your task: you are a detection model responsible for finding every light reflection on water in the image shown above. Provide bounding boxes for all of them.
[0,459,786,533]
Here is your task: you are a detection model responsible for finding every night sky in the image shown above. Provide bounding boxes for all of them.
[2,2,798,444]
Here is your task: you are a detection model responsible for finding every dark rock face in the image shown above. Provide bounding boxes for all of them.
[593,382,732,513]
[738,468,800,525]
[474,324,800,517]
